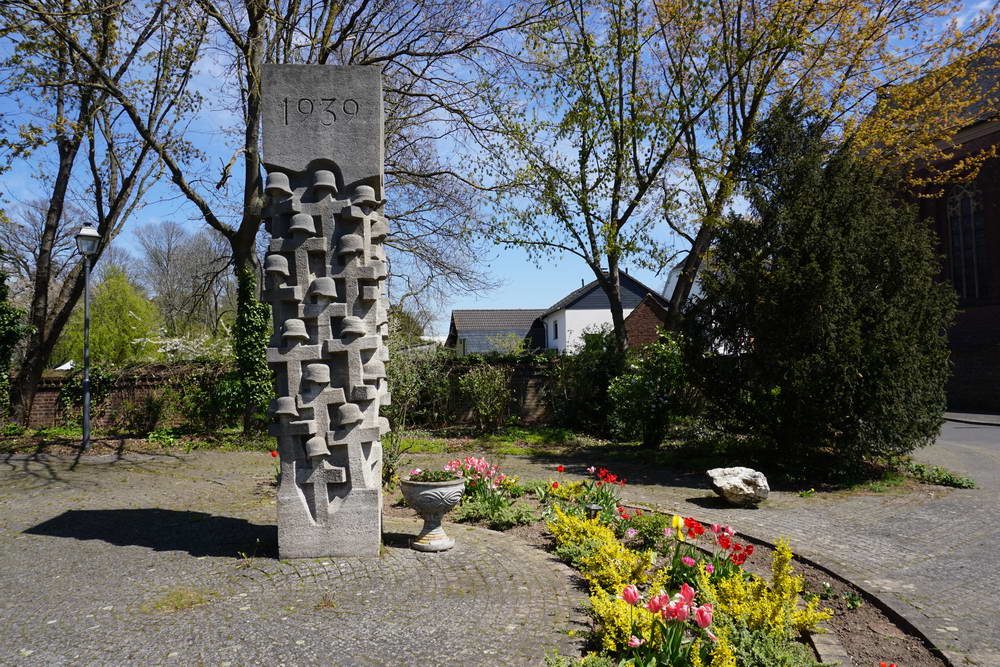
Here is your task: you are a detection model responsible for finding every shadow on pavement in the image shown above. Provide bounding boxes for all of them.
[685,495,757,510]
[24,508,277,558]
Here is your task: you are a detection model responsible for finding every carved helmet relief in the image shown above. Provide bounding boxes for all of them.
[337,402,364,426]
[340,315,367,337]
[304,363,330,385]
[305,434,331,458]
[309,276,337,299]
[289,212,317,236]
[282,318,310,343]
[272,396,299,418]
[312,169,337,195]
[265,253,290,279]
[263,65,385,557]
[337,232,364,259]
[265,171,293,198]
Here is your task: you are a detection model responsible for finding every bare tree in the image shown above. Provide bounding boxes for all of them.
[136,221,235,336]
[0,199,87,308]
[0,1,206,423]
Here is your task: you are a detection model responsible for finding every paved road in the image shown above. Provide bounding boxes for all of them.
[0,452,586,666]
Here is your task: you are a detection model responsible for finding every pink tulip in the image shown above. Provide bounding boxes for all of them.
[705,564,714,574]
[681,556,696,567]
[647,593,668,614]
[695,604,713,628]
[587,466,596,474]
[710,523,722,534]
[627,636,645,648]
[724,525,735,537]
[621,584,641,606]
[677,583,697,606]
[664,600,689,621]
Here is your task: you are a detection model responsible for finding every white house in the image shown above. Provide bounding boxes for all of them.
[447,271,668,355]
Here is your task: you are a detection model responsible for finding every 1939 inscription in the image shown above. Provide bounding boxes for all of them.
[282,97,360,125]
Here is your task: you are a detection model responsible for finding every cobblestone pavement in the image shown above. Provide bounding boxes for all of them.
[410,421,1000,666]
[0,452,586,666]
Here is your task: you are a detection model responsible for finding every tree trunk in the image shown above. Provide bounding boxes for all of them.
[664,222,715,332]
[604,261,628,356]
[12,137,84,425]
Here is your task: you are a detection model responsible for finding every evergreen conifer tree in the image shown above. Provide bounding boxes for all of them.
[684,100,956,471]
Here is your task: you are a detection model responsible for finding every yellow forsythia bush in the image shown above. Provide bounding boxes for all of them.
[547,505,652,593]
[548,480,587,500]
[696,540,831,637]
[588,591,654,653]
[547,504,615,548]
[579,540,653,594]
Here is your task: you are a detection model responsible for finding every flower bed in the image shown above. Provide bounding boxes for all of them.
[395,458,937,665]
[537,465,832,666]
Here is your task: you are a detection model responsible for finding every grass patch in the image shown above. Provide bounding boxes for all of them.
[903,461,975,488]
[850,469,906,493]
[401,437,449,453]
[143,586,216,612]
[32,424,84,439]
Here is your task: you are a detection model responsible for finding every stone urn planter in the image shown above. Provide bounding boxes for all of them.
[399,477,466,552]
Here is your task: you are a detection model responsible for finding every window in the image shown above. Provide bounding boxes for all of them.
[947,183,989,300]
[553,321,558,339]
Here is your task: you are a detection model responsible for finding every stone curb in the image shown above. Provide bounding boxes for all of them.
[620,501,952,667]
[943,416,1000,427]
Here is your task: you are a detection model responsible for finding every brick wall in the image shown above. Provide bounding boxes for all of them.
[21,365,217,429]
[947,304,1000,413]
[26,371,71,427]
[624,295,668,348]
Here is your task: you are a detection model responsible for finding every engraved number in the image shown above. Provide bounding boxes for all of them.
[342,99,358,120]
[282,97,360,125]
[322,98,337,125]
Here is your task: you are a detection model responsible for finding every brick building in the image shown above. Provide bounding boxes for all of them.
[918,118,1000,413]
[623,294,669,348]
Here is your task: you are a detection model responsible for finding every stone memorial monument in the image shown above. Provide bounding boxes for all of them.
[261,65,388,558]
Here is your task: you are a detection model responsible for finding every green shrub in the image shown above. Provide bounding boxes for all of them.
[718,617,823,667]
[458,363,512,433]
[608,333,689,448]
[177,368,243,432]
[1,422,25,437]
[113,392,171,435]
[684,100,955,471]
[545,651,615,667]
[147,428,179,448]
[384,345,454,429]
[903,461,976,488]
[545,326,624,437]
[381,431,412,490]
[58,366,118,422]
[619,512,671,551]
[0,272,32,420]
[454,495,535,530]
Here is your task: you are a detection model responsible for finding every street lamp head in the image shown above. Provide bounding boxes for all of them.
[75,224,101,257]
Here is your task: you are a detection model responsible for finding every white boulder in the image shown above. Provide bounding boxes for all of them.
[707,467,769,506]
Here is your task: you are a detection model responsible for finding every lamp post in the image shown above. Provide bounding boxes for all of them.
[75,224,101,452]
